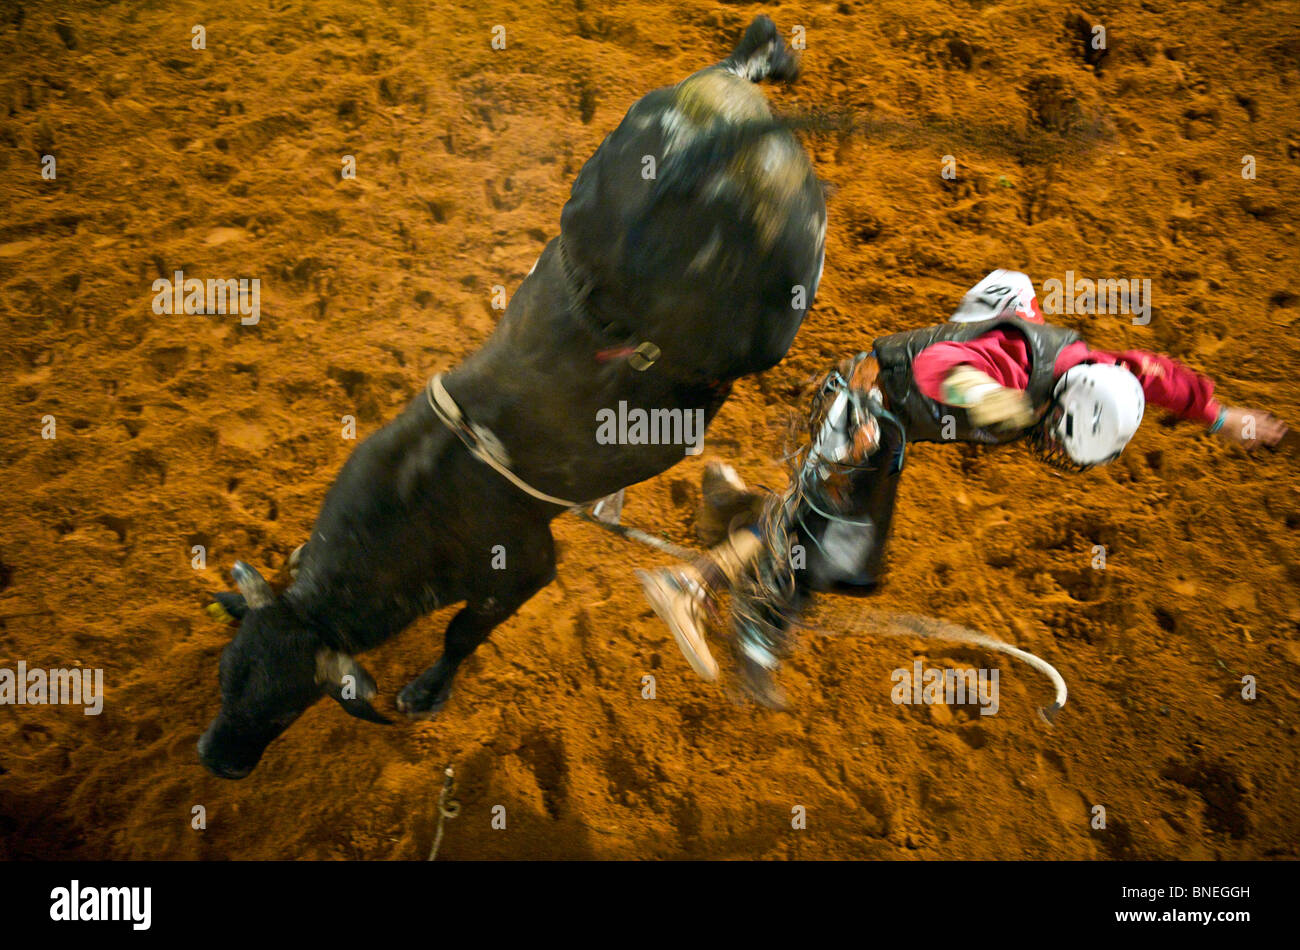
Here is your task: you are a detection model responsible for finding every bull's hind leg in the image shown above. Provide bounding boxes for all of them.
[396,530,556,718]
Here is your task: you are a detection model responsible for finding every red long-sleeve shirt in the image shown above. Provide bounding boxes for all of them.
[911,329,1222,426]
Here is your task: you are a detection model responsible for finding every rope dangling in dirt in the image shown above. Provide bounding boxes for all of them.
[802,606,1068,723]
[427,765,462,861]
[575,479,1068,722]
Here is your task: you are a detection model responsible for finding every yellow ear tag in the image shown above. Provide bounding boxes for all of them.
[205,602,236,624]
[628,341,660,372]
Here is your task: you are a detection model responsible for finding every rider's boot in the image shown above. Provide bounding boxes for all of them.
[636,564,719,681]
[638,526,766,682]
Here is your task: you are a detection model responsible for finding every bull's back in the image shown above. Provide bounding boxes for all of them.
[557,66,825,385]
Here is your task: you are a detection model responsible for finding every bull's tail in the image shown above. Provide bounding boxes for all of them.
[722,15,800,84]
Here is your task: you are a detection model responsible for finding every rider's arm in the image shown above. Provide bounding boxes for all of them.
[1056,341,1288,448]
[912,330,1032,402]
[1055,341,1220,424]
[912,331,1037,428]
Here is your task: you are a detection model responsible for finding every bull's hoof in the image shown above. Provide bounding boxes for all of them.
[396,680,452,720]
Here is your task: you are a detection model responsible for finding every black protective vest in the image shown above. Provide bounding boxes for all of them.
[872,316,1081,444]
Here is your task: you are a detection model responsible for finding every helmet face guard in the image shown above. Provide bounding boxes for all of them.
[1028,404,1096,472]
[1031,364,1145,470]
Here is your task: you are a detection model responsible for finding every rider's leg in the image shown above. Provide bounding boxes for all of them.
[803,430,906,590]
[858,464,903,585]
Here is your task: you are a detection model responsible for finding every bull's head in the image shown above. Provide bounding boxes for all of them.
[197,560,390,779]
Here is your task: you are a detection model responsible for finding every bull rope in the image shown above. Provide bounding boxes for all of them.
[427,374,589,508]
[427,765,461,861]
[574,509,698,561]
[581,506,1068,723]
[800,605,1068,724]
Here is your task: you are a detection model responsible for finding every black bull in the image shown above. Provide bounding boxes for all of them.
[199,16,826,778]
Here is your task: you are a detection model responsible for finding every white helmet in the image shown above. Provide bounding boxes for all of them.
[1041,364,1145,468]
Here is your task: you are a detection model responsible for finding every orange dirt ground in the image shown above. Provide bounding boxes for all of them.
[1,0,1298,860]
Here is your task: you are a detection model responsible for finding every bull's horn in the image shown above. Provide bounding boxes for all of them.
[231,560,275,608]
[316,650,393,725]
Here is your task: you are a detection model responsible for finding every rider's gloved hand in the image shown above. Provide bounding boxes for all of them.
[943,366,1037,430]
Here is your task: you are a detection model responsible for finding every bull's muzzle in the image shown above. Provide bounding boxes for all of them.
[197,718,267,780]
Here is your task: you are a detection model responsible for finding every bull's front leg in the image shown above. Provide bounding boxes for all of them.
[395,604,501,716]
[396,532,556,718]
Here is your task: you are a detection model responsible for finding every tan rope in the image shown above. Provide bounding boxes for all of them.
[426,374,588,508]
[427,765,461,861]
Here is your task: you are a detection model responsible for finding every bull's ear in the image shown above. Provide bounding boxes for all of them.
[231,561,275,608]
[316,650,392,725]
